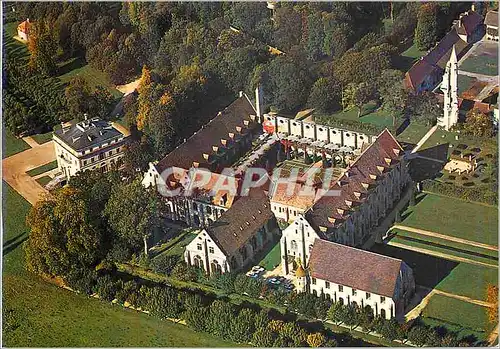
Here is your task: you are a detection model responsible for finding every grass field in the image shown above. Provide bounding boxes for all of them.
[435,263,498,301]
[423,294,494,333]
[162,232,198,257]
[391,229,498,264]
[58,58,123,99]
[401,193,498,246]
[31,131,54,145]
[36,175,53,187]
[420,316,489,344]
[258,242,281,270]
[396,123,430,145]
[321,102,396,128]
[2,181,237,347]
[26,161,58,177]
[393,42,427,71]
[3,130,30,159]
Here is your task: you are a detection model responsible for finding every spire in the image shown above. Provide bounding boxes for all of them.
[450,45,458,64]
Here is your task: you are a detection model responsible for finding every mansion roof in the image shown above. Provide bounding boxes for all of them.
[306,129,403,230]
[155,96,257,173]
[308,239,403,298]
[206,187,273,256]
[54,118,125,152]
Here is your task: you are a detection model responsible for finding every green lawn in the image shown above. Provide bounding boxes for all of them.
[31,131,54,145]
[3,21,29,61]
[401,193,498,246]
[459,52,498,77]
[396,123,430,145]
[26,161,58,177]
[393,42,427,71]
[423,294,494,333]
[320,102,396,128]
[162,232,198,257]
[58,59,123,99]
[420,317,489,344]
[2,181,238,347]
[392,228,498,260]
[435,263,498,301]
[36,175,53,187]
[3,130,30,159]
[401,43,427,60]
[258,242,281,270]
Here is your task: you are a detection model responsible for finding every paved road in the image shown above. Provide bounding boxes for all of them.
[388,241,498,269]
[391,224,498,251]
[2,140,56,205]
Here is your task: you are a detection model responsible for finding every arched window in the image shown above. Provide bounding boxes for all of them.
[309,244,313,252]
[206,206,212,214]
[338,297,344,305]
[291,240,298,250]
[380,309,386,319]
[193,255,203,268]
[211,260,222,275]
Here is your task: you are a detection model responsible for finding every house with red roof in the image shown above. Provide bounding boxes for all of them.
[17,19,30,42]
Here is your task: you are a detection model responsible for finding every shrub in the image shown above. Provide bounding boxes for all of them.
[421,179,497,205]
[307,332,327,347]
[151,254,180,275]
[64,268,97,295]
[252,327,275,347]
[408,324,429,347]
[171,262,198,282]
[94,274,118,302]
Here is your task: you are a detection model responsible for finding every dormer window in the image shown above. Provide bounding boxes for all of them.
[249,115,256,122]
[384,158,392,165]
[221,139,227,146]
[361,182,369,189]
[377,165,385,173]
[319,226,327,232]
[354,191,361,198]
[236,126,242,132]
[393,148,400,156]
[345,200,352,207]
[203,153,210,160]
[327,217,336,224]
[193,162,199,168]
[369,174,377,180]
[212,146,219,152]
[228,133,235,139]
[337,208,345,215]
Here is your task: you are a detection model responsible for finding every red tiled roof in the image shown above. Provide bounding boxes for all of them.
[309,239,403,297]
[17,20,30,34]
[156,96,257,173]
[404,60,440,90]
[307,129,403,231]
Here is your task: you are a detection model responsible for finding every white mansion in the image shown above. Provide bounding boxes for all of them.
[143,90,416,320]
[53,117,128,180]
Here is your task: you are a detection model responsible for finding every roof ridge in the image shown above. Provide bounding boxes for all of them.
[314,238,404,264]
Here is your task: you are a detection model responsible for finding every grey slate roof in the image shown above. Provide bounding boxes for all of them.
[54,118,124,151]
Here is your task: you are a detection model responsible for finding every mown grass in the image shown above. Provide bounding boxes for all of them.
[396,123,430,145]
[3,130,30,159]
[420,317,489,344]
[2,181,238,347]
[36,175,53,187]
[320,102,396,128]
[435,263,499,301]
[26,161,58,177]
[423,294,494,333]
[401,193,498,246]
[31,131,54,145]
[258,242,281,270]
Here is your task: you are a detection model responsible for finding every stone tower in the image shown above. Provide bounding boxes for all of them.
[439,45,459,130]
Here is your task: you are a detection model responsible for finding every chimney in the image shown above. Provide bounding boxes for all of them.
[255,85,263,120]
[239,91,243,98]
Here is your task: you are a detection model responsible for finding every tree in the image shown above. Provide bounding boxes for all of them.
[406,92,441,126]
[379,318,400,341]
[230,308,256,343]
[486,284,499,323]
[328,302,347,325]
[104,178,165,256]
[252,327,275,347]
[25,187,105,278]
[357,306,375,332]
[136,66,153,131]
[171,262,198,282]
[342,305,359,330]
[414,3,439,50]
[307,77,341,113]
[408,325,429,347]
[377,69,408,127]
[28,19,58,76]
[342,82,373,117]
[307,332,327,347]
[463,109,494,138]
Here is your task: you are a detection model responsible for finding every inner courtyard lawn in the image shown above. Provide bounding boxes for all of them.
[401,193,498,246]
[258,242,281,270]
[2,181,238,347]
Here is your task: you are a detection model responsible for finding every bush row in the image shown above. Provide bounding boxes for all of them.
[65,270,341,347]
[421,179,498,205]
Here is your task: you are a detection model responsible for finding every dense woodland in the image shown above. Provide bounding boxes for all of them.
[4,2,475,163]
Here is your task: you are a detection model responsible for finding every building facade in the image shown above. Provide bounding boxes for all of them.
[302,239,415,320]
[53,117,128,180]
[184,188,277,275]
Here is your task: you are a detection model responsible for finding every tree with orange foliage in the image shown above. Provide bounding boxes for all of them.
[27,19,58,76]
[136,66,153,131]
[486,284,498,324]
